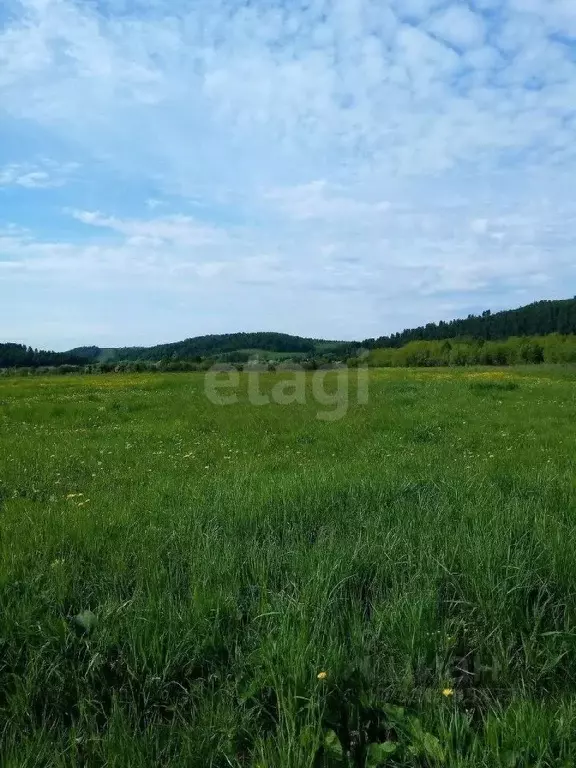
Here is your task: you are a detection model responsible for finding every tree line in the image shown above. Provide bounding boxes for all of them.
[5,299,576,373]
[0,343,90,369]
[5,333,576,375]
[361,334,576,368]
[362,299,576,348]
[0,358,329,377]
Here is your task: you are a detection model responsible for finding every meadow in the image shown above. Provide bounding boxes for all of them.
[1,367,576,766]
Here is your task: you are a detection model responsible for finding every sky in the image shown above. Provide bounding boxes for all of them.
[1,0,576,350]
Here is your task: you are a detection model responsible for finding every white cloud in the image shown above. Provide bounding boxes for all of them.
[70,210,226,247]
[427,5,486,50]
[0,0,576,346]
[2,0,575,184]
[0,160,78,188]
[265,182,390,222]
[508,0,576,37]
[470,218,489,235]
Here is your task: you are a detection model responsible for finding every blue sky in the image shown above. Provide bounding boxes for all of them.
[1,0,575,350]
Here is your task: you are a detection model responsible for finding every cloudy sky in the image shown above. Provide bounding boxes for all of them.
[1,0,575,349]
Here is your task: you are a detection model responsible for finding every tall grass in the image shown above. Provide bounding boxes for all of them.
[1,368,576,766]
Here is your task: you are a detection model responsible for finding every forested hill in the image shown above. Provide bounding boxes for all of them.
[363,299,576,349]
[5,298,576,369]
[0,344,90,369]
[68,332,357,364]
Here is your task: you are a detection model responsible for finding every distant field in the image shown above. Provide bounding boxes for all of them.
[2,368,576,766]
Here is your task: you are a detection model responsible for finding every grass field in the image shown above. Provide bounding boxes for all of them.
[2,367,576,766]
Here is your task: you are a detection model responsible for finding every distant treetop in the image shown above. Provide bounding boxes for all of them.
[362,299,576,349]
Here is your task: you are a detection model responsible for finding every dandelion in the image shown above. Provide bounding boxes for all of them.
[317,671,328,681]
[442,688,454,697]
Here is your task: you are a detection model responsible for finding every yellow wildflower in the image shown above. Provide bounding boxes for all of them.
[317,671,328,681]
[442,688,454,697]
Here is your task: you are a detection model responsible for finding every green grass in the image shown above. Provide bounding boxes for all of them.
[1,367,576,766]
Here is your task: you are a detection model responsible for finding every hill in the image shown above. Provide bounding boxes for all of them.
[68,332,359,365]
[363,298,576,348]
[72,300,576,365]
[5,298,576,370]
